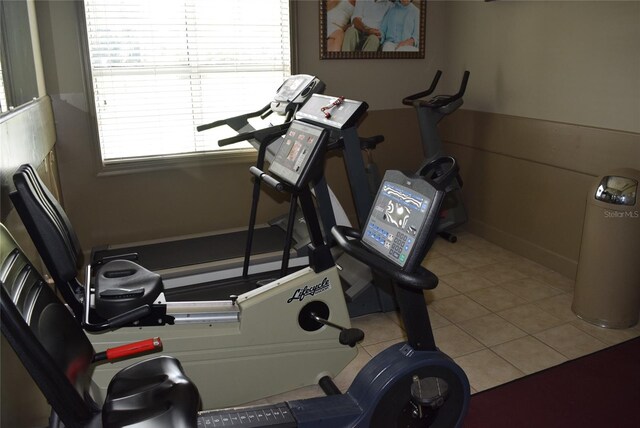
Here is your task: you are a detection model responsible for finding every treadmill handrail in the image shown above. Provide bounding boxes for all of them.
[196,103,272,133]
[249,167,285,192]
[217,122,291,147]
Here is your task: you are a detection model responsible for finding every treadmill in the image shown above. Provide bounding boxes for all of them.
[91,82,395,316]
[175,93,398,316]
[91,75,327,295]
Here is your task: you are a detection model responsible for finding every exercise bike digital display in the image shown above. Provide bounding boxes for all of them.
[269,120,327,189]
[362,171,439,270]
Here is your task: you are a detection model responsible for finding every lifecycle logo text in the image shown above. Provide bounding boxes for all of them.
[287,278,331,303]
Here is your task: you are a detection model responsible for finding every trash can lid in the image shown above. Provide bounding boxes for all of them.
[595,176,637,205]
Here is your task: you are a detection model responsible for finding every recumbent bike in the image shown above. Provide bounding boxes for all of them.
[1,125,470,426]
[8,94,396,408]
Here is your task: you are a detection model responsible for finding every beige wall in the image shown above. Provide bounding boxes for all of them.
[441,110,639,277]
[428,1,640,277]
[434,0,640,134]
[299,0,640,278]
[32,0,640,271]
[299,1,640,131]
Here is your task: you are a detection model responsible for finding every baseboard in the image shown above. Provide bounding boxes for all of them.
[466,218,578,280]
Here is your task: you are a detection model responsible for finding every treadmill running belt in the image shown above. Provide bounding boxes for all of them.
[92,226,292,271]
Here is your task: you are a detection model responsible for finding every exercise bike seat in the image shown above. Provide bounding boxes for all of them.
[10,164,164,324]
[424,95,463,114]
[103,356,201,428]
[0,224,200,427]
[95,259,163,319]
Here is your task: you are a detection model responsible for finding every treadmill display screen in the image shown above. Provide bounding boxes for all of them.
[274,75,313,102]
[269,121,326,189]
[363,180,432,268]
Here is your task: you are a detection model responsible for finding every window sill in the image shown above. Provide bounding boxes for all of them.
[96,148,258,177]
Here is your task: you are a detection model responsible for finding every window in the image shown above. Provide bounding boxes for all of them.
[83,0,291,163]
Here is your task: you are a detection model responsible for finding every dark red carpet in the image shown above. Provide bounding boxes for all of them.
[464,337,640,428]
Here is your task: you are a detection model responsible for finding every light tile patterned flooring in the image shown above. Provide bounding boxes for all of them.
[248,231,640,404]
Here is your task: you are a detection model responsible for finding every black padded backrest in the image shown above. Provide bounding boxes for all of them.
[22,164,84,265]
[11,165,85,317]
[10,165,84,293]
[0,224,95,427]
[13,164,84,269]
[1,225,198,427]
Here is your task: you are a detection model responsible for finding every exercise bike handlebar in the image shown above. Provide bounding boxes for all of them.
[331,225,439,290]
[402,70,470,109]
[428,70,470,108]
[418,155,461,191]
[83,305,152,332]
[402,69,442,105]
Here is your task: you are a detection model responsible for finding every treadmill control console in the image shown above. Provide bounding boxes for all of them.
[271,74,325,115]
[269,120,328,190]
[296,94,368,130]
[362,170,442,271]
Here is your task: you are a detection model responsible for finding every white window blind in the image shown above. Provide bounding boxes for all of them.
[83,0,291,163]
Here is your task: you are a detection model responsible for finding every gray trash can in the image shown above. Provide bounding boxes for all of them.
[572,168,640,328]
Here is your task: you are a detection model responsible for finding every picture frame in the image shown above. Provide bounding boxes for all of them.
[320,0,426,60]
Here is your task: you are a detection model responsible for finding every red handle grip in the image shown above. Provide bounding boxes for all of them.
[105,337,162,361]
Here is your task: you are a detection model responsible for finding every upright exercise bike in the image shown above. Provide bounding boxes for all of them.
[403,70,470,242]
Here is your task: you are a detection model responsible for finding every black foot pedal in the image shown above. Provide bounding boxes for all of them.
[411,376,449,409]
[339,328,365,347]
[438,231,457,243]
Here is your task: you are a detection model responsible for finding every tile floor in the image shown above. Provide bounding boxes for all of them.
[247,231,640,404]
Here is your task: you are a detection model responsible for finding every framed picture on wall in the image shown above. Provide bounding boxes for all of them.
[320,0,426,59]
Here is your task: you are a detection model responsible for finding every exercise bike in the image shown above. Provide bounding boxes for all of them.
[8,117,359,409]
[197,155,472,427]
[1,153,470,427]
[403,70,470,243]
[8,94,389,408]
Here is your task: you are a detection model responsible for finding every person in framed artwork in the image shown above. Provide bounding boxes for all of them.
[380,0,420,52]
[326,0,356,51]
[341,0,393,52]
